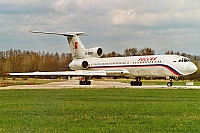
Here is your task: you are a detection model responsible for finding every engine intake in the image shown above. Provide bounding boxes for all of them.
[82,61,88,69]
[84,47,103,58]
[69,60,89,70]
[97,48,103,57]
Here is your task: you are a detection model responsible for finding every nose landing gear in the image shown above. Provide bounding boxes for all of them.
[167,79,173,87]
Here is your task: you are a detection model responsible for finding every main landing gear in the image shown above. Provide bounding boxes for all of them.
[79,76,91,85]
[130,77,142,86]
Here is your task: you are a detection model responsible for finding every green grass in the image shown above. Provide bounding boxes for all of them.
[0,78,64,86]
[0,89,200,132]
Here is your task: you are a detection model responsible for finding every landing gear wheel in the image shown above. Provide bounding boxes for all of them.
[130,81,134,86]
[79,76,91,85]
[138,81,142,86]
[167,78,173,87]
[167,82,172,87]
[79,81,83,85]
[87,81,91,85]
[79,81,91,85]
[79,81,84,85]
[130,77,142,86]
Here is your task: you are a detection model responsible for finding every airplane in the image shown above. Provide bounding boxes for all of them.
[8,31,198,86]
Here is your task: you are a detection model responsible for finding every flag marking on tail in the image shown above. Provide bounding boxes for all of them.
[75,42,78,49]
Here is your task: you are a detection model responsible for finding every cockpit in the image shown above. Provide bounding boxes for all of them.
[178,58,190,62]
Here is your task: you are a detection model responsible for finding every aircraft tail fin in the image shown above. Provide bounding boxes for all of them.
[30,31,85,59]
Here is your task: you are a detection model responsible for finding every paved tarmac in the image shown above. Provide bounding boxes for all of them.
[1,80,200,90]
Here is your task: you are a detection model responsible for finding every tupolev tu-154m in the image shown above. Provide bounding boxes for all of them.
[8,31,197,86]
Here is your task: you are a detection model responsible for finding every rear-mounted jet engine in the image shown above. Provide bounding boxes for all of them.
[69,60,89,70]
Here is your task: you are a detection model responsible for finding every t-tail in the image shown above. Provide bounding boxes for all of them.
[30,31,103,59]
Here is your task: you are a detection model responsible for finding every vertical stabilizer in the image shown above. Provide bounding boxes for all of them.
[67,34,85,59]
[30,31,85,59]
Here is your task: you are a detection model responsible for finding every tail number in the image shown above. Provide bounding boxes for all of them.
[85,52,93,55]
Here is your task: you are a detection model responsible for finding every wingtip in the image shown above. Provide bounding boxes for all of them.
[2,72,10,76]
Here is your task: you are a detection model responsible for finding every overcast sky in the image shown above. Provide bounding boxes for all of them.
[1,0,200,55]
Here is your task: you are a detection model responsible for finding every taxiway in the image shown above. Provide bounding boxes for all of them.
[1,80,200,90]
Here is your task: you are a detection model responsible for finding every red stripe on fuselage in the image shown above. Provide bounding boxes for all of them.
[89,64,182,76]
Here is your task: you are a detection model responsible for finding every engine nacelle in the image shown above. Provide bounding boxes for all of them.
[69,60,89,70]
[84,47,103,58]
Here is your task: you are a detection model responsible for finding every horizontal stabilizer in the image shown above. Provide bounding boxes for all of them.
[29,31,84,36]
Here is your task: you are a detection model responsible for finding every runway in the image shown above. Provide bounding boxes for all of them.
[1,80,200,90]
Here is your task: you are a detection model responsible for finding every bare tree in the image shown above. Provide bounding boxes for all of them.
[124,48,138,56]
[104,51,123,57]
[139,47,155,55]
[165,50,174,55]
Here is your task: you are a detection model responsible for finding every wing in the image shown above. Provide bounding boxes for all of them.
[9,70,106,76]
[8,69,130,77]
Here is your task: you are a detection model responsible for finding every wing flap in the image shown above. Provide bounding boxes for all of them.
[106,69,130,76]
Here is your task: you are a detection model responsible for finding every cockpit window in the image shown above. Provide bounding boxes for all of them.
[178,58,190,62]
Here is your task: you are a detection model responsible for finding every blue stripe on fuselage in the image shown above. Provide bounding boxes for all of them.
[89,64,182,76]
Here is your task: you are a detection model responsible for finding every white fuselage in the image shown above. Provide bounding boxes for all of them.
[70,55,197,77]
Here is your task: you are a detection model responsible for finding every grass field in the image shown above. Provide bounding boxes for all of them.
[0,78,64,87]
[0,88,200,133]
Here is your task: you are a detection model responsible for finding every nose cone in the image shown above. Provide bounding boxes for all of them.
[186,63,198,74]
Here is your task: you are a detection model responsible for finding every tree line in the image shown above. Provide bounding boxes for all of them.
[0,48,199,80]
[0,49,72,75]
